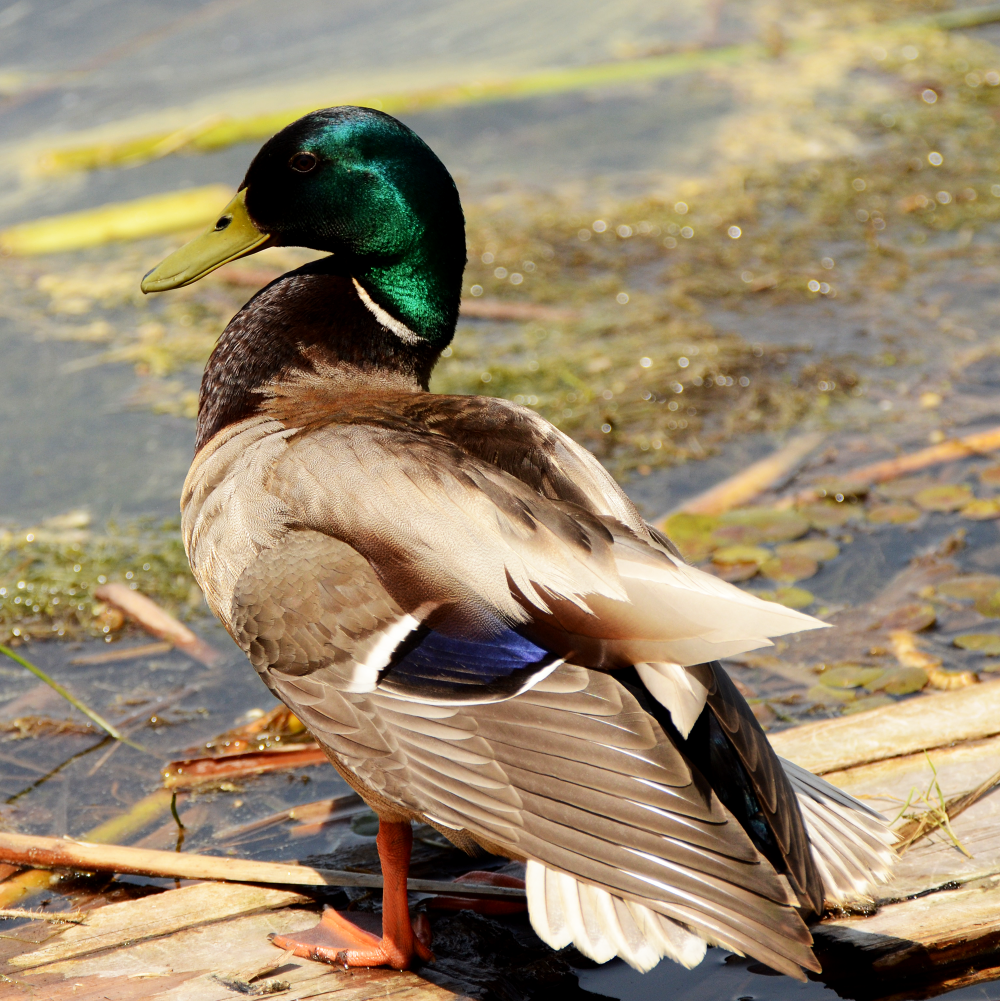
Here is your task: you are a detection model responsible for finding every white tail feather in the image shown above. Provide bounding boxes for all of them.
[525,861,707,972]
[781,757,896,904]
[634,661,709,738]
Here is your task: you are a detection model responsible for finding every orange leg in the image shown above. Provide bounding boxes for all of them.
[270,819,433,970]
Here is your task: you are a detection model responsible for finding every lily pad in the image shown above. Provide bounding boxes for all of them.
[868,667,928,695]
[755,586,816,609]
[979,464,1000,487]
[879,603,936,632]
[975,590,1000,618]
[818,664,886,689]
[716,507,810,543]
[866,503,921,524]
[842,694,896,714]
[953,633,1000,655]
[937,574,1000,600]
[713,545,772,566]
[914,484,974,512]
[806,684,856,705]
[797,501,857,529]
[662,512,719,562]
[776,539,840,562]
[962,498,1000,521]
[710,523,766,546]
[760,554,819,583]
[710,561,760,582]
[874,476,936,501]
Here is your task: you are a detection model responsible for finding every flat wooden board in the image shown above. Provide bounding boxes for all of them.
[769,677,1000,774]
[0,884,468,1001]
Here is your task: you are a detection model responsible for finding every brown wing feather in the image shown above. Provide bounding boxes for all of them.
[231,528,817,977]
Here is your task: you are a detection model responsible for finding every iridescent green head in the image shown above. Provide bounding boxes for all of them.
[142,107,466,348]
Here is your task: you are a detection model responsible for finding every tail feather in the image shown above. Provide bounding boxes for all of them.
[781,757,896,905]
[526,860,708,972]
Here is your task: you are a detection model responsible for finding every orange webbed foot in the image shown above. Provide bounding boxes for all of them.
[270,906,433,969]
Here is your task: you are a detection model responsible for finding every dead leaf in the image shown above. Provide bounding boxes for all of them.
[842,694,896,714]
[717,507,810,542]
[708,561,760,582]
[755,586,815,609]
[806,684,856,705]
[976,590,1000,617]
[875,476,937,500]
[979,464,1000,487]
[662,512,719,561]
[712,545,772,565]
[879,603,936,632]
[868,667,928,695]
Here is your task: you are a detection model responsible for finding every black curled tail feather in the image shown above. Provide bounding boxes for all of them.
[705,661,824,915]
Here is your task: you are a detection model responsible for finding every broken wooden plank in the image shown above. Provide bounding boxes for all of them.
[769,677,1000,774]
[816,879,1000,999]
[6,882,307,970]
[0,833,527,901]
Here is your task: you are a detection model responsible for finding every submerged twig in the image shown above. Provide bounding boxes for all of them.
[170,791,186,853]
[0,645,144,751]
[69,641,173,666]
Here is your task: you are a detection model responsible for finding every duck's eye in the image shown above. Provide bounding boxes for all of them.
[289,152,318,173]
[214,215,232,231]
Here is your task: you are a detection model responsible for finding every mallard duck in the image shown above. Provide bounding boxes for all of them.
[141,107,894,978]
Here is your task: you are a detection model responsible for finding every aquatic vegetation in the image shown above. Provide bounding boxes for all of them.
[0,512,196,645]
[8,4,1000,474]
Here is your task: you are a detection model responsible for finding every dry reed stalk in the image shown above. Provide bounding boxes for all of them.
[94,584,224,667]
[655,432,824,524]
[0,832,526,901]
[790,425,1000,505]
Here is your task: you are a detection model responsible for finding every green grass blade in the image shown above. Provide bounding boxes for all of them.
[0,644,146,752]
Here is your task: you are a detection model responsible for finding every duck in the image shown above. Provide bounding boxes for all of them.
[141,106,895,979]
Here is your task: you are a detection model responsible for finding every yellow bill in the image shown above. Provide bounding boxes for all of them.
[140,189,271,292]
